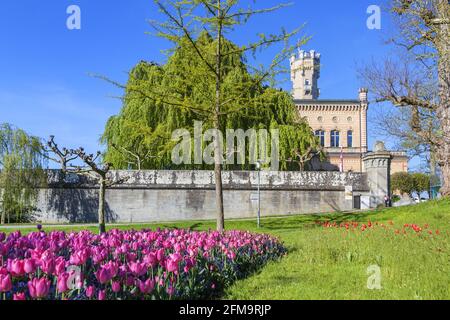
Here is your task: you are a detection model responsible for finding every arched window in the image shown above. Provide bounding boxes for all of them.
[331,130,340,147]
[315,130,325,147]
[347,130,353,148]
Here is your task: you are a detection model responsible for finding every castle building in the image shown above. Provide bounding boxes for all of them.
[290,50,408,173]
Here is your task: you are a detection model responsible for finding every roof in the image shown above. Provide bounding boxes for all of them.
[293,99,361,105]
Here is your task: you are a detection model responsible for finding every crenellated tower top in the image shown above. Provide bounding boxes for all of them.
[290,50,321,100]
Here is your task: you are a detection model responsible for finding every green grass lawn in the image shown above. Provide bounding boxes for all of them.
[1,200,449,300]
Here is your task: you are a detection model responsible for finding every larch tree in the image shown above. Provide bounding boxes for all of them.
[100,0,311,232]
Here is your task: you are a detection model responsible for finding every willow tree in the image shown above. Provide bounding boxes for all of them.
[100,0,310,232]
[0,123,47,224]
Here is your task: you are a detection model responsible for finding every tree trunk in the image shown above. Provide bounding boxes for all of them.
[439,147,450,197]
[436,2,450,196]
[213,114,224,232]
[0,210,5,225]
[98,177,107,234]
[214,1,225,232]
[0,189,4,224]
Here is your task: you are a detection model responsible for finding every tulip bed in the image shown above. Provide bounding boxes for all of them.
[0,229,286,300]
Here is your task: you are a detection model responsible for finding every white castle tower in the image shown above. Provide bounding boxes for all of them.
[290,50,321,100]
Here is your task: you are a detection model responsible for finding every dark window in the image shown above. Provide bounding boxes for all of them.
[315,130,325,147]
[331,130,340,147]
[347,130,353,148]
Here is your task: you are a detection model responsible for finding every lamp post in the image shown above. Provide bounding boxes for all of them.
[256,160,262,228]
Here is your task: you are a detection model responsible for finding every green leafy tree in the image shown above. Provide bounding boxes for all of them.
[412,172,431,197]
[0,123,47,224]
[100,0,313,232]
[391,172,415,197]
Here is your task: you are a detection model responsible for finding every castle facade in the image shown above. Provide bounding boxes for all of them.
[290,50,408,173]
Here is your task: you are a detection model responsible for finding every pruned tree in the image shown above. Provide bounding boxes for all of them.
[45,136,127,234]
[99,0,308,232]
[360,0,450,195]
[42,135,79,172]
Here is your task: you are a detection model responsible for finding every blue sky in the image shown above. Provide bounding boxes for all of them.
[0,0,421,169]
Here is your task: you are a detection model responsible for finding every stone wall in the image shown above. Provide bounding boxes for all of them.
[34,170,370,224]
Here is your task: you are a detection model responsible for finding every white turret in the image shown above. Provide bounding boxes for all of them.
[290,50,321,100]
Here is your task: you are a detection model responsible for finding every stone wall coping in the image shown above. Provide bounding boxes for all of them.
[45,170,369,192]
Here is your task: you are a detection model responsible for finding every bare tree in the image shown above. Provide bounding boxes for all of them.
[42,135,79,171]
[360,0,450,195]
[111,143,157,171]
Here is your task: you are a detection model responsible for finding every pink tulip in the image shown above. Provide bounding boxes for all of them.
[95,267,113,284]
[13,292,26,300]
[165,253,182,273]
[111,281,121,293]
[57,273,70,293]
[85,286,96,299]
[24,259,37,274]
[0,274,12,292]
[28,278,51,299]
[137,278,155,295]
[165,259,178,273]
[9,259,25,277]
[144,253,157,267]
[156,248,165,261]
[104,261,119,278]
[98,290,106,300]
[40,257,55,275]
[69,249,89,266]
[53,257,66,275]
[128,261,147,276]
[166,285,175,297]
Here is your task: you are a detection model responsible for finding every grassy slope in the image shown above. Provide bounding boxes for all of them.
[1,200,449,300]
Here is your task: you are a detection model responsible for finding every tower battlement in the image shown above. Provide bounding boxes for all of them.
[290,50,321,100]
